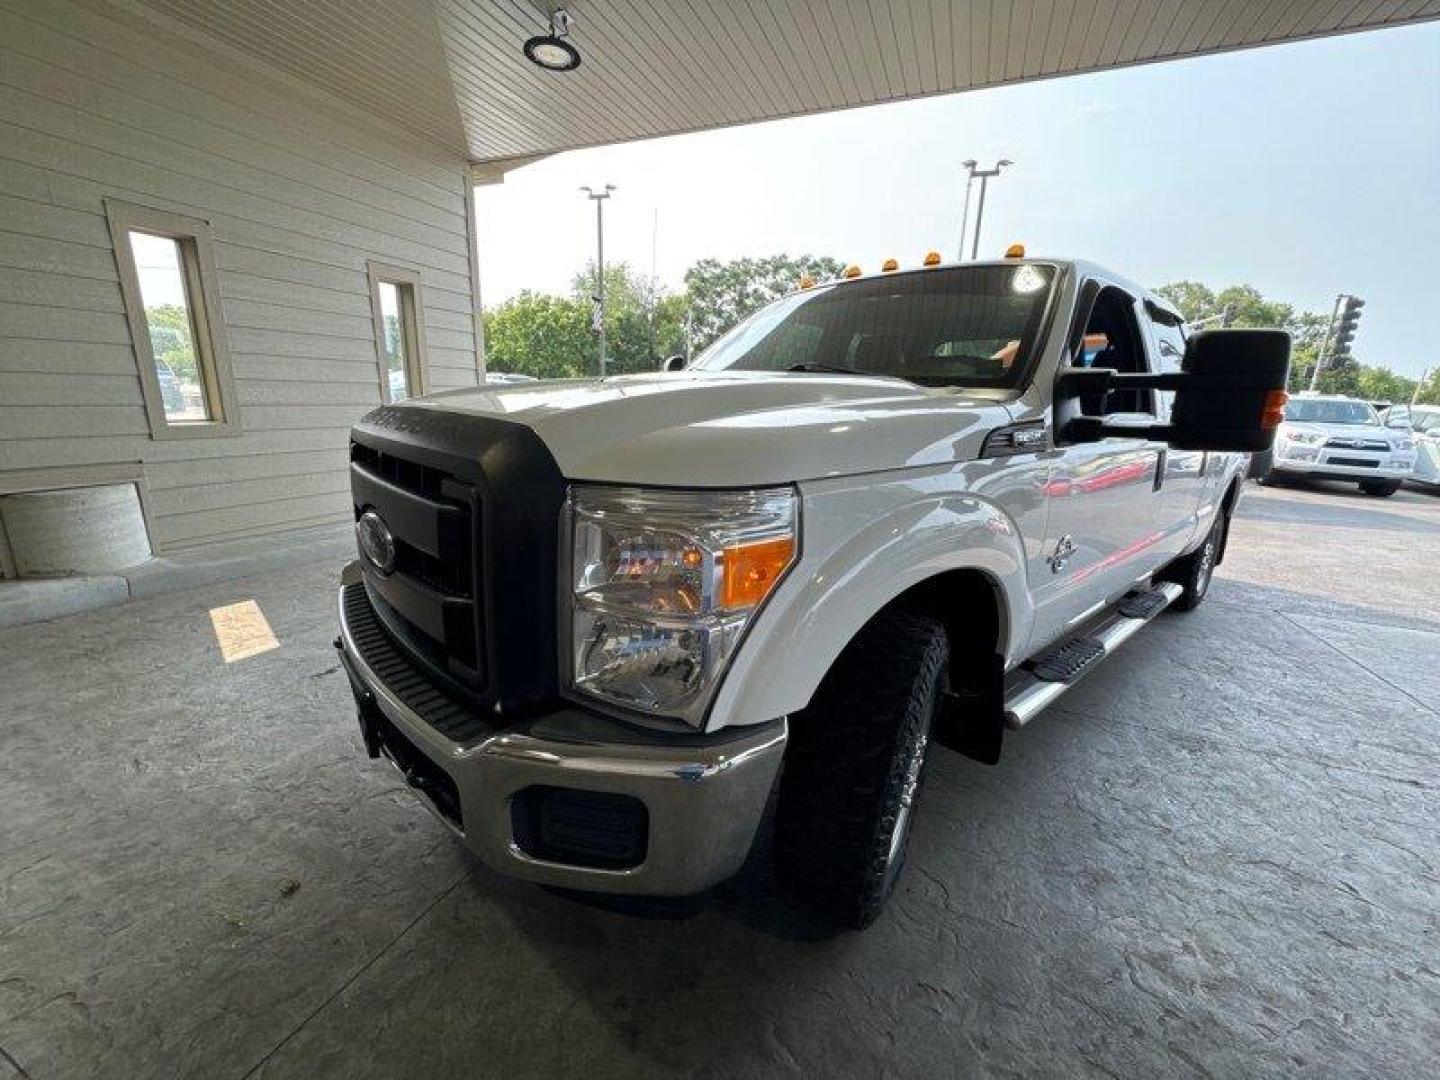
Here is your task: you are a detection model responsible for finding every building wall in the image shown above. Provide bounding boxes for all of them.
[0,0,479,552]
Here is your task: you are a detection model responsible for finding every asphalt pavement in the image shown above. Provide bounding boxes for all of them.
[2,480,1436,1079]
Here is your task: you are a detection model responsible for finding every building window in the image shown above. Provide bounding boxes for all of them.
[368,263,427,404]
[106,200,238,439]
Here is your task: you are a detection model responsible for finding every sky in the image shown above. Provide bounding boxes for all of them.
[476,21,1440,380]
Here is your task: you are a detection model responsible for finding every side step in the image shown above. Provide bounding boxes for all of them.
[1004,581,1183,730]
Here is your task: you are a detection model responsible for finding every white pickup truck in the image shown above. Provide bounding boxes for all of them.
[335,255,1290,929]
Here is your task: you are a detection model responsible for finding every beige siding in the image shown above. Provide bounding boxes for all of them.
[0,0,478,552]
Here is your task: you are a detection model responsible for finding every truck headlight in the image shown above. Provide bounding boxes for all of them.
[1283,429,1324,446]
[565,485,797,725]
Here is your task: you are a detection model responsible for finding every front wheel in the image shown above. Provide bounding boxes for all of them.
[771,608,946,931]
[1359,479,1401,498]
[1161,512,1224,612]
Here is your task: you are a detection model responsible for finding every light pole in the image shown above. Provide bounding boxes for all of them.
[960,159,1013,260]
[581,184,615,376]
[956,159,976,260]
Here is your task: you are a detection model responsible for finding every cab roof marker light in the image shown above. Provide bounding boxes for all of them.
[881,258,899,272]
[923,251,942,267]
[1005,243,1026,259]
[798,275,816,289]
[842,264,862,279]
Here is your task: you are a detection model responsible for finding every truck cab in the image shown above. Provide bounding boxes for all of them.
[335,254,1289,929]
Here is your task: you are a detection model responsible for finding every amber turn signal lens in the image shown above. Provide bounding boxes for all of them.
[1261,389,1289,429]
[720,536,795,610]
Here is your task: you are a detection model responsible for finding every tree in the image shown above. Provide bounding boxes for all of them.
[1354,365,1417,404]
[1414,369,1440,406]
[482,291,593,379]
[566,260,687,374]
[684,254,845,351]
[144,304,197,381]
[1156,281,1336,393]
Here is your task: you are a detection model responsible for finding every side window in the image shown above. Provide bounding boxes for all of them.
[1075,285,1154,417]
[368,263,427,404]
[106,200,239,438]
[1145,310,1187,421]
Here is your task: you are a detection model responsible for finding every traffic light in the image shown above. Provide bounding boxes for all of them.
[1330,295,1365,359]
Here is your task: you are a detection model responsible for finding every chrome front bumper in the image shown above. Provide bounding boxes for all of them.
[335,580,786,896]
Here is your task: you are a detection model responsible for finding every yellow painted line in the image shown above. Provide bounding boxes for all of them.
[209,599,280,663]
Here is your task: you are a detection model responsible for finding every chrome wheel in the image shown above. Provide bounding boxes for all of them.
[1195,532,1216,597]
[886,731,929,872]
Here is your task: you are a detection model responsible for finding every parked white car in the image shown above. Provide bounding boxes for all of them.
[1382,404,1440,491]
[1252,393,1416,497]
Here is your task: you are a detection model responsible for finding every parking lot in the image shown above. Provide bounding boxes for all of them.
[2,481,1436,1079]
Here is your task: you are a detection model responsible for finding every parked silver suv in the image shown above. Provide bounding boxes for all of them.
[1253,393,1416,496]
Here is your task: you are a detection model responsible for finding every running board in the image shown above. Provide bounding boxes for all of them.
[1004,581,1184,730]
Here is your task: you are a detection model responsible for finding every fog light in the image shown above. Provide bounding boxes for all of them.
[511,786,648,869]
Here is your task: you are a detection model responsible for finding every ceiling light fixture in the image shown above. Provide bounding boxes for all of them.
[523,8,580,72]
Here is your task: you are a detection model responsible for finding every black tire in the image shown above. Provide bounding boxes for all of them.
[1247,447,1274,481]
[1359,479,1400,498]
[771,608,946,931]
[1161,512,1224,612]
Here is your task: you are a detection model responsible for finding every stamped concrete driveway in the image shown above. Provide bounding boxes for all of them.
[2,481,1437,1079]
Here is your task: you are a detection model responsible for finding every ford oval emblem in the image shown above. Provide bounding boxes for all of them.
[356,510,396,575]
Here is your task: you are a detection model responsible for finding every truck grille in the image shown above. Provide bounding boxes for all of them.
[348,405,569,729]
[350,441,485,693]
[1324,438,1388,452]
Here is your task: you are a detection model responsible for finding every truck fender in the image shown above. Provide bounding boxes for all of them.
[705,487,1032,734]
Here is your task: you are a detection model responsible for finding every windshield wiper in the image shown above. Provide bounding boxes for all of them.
[788,362,873,375]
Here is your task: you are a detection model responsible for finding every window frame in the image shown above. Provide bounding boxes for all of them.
[105,199,239,439]
[367,262,428,404]
[1072,283,1157,419]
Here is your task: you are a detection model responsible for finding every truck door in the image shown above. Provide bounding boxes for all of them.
[1028,285,1190,653]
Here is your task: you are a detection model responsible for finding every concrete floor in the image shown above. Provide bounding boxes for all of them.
[2,481,1437,1079]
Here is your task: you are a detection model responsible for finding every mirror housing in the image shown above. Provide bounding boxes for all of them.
[661,354,687,372]
[1060,329,1291,453]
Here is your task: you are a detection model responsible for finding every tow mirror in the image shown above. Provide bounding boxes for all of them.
[661,354,687,372]
[1059,329,1291,453]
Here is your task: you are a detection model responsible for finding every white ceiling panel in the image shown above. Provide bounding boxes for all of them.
[137,0,1440,162]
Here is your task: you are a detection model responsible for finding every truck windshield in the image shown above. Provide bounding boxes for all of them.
[1284,399,1379,425]
[689,264,1057,389]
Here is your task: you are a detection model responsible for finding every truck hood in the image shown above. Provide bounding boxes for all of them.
[402,371,1013,486]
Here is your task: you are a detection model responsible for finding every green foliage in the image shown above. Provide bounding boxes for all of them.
[482,291,593,379]
[1153,280,1418,401]
[683,254,845,351]
[568,261,687,374]
[1353,364,1416,404]
[1413,369,1440,406]
[144,304,197,381]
